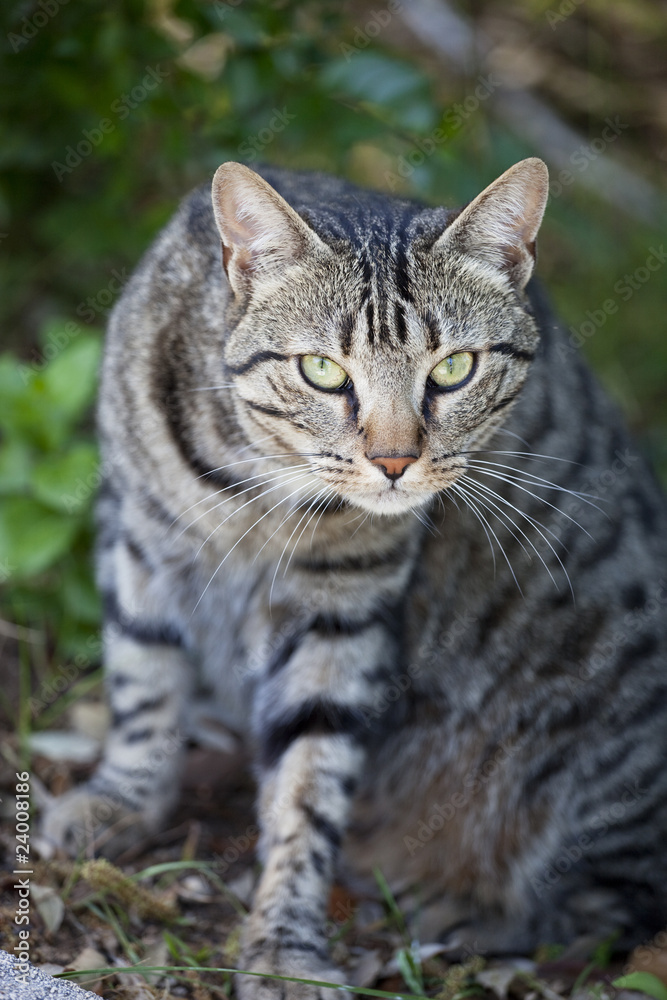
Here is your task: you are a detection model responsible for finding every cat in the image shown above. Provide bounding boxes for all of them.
[42,157,667,997]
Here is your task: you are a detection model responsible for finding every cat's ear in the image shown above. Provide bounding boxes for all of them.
[435,158,549,290]
[212,162,324,294]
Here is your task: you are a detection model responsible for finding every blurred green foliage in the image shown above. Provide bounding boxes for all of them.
[0,0,665,658]
[0,331,101,651]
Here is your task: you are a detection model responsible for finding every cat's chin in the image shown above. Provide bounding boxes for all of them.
[346,488,433,517]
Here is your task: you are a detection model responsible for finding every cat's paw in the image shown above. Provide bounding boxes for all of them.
[39,784,154,858]
[236,939,349,1000]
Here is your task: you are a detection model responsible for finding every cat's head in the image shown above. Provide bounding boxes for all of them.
[211,159,548,516]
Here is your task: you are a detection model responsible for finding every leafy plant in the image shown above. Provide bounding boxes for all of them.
[612,973,667,1000]
[0,328,101,652]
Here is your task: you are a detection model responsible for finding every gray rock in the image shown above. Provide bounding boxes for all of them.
[0,949,99,1000]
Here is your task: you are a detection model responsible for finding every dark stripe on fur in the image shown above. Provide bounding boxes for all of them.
[154,342,240,487]
[423,310,440,351]
[379,311,392,344]
[226,349,291,376]
[261,699,369,766]
[276,941,330,961]
[366,301,375,345]
[112,695,167,729]
[294,542,404,573]
[360,253,372,284]
[104,590,184,648]
[244,399,292,421]
[310,850,326,875]
[490,389,522,414]
[394,240,414,302]
[125,727,155,744]
[301,802,342,849]
[489,342,535,362]
[394,301,408,344]
[340,313,354,354]
[267,629,304,678]
[310,612,386,637]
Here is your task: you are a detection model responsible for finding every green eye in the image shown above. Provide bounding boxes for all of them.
[429,351,475,389]
[300,355,349,391]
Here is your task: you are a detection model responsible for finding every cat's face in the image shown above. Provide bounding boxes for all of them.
[213,160,548,516]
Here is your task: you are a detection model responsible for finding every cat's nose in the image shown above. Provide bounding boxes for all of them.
[368,454,418,481]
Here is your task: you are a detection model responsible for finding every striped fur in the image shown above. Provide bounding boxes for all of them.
[43,159,667,994]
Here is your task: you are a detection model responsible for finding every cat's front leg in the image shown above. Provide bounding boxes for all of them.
[240,733,363,999]
[238,610,400,1000]
[41,534,192,858]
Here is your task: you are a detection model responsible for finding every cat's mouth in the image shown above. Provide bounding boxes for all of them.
[343,480,435,516]
[338,463,466,516]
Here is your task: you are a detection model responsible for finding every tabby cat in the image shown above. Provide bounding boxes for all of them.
[43,158,667,995]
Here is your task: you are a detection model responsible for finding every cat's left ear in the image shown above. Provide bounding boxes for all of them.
[211,162,326,295]
[435,158,549,290]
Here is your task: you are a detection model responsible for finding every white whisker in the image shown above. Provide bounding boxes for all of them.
[493,426,532,449]
[450,482,500,581]
[452,481,523,594]
[466,459,604,507]
[192,450,318,484]
[309,493,337,548]
[253,484,327,568]
[172,462,314,530]
[464,448,581,466]
[176,465,313,539]
[193,469,314,558]
[273,487,335,602]
[191,476,315,616]
[188,384,238,391]
[459,476,559,591]
[463,466,595,537]
[461,474,575,600]
[349,510,371,538]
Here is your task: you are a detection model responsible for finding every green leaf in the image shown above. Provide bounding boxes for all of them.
[32,443,100,512]
[612,973,667,1000]
[61,567,101,625]
[396,947,425,996]
[0,497,78,578]
[41,333,102,424]
[0,438,32,494]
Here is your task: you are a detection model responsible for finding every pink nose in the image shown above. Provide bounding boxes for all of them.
[369,455,418,481]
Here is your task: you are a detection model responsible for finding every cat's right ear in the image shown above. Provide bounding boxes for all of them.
[434,158,549,291]
[212,163,324,295]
